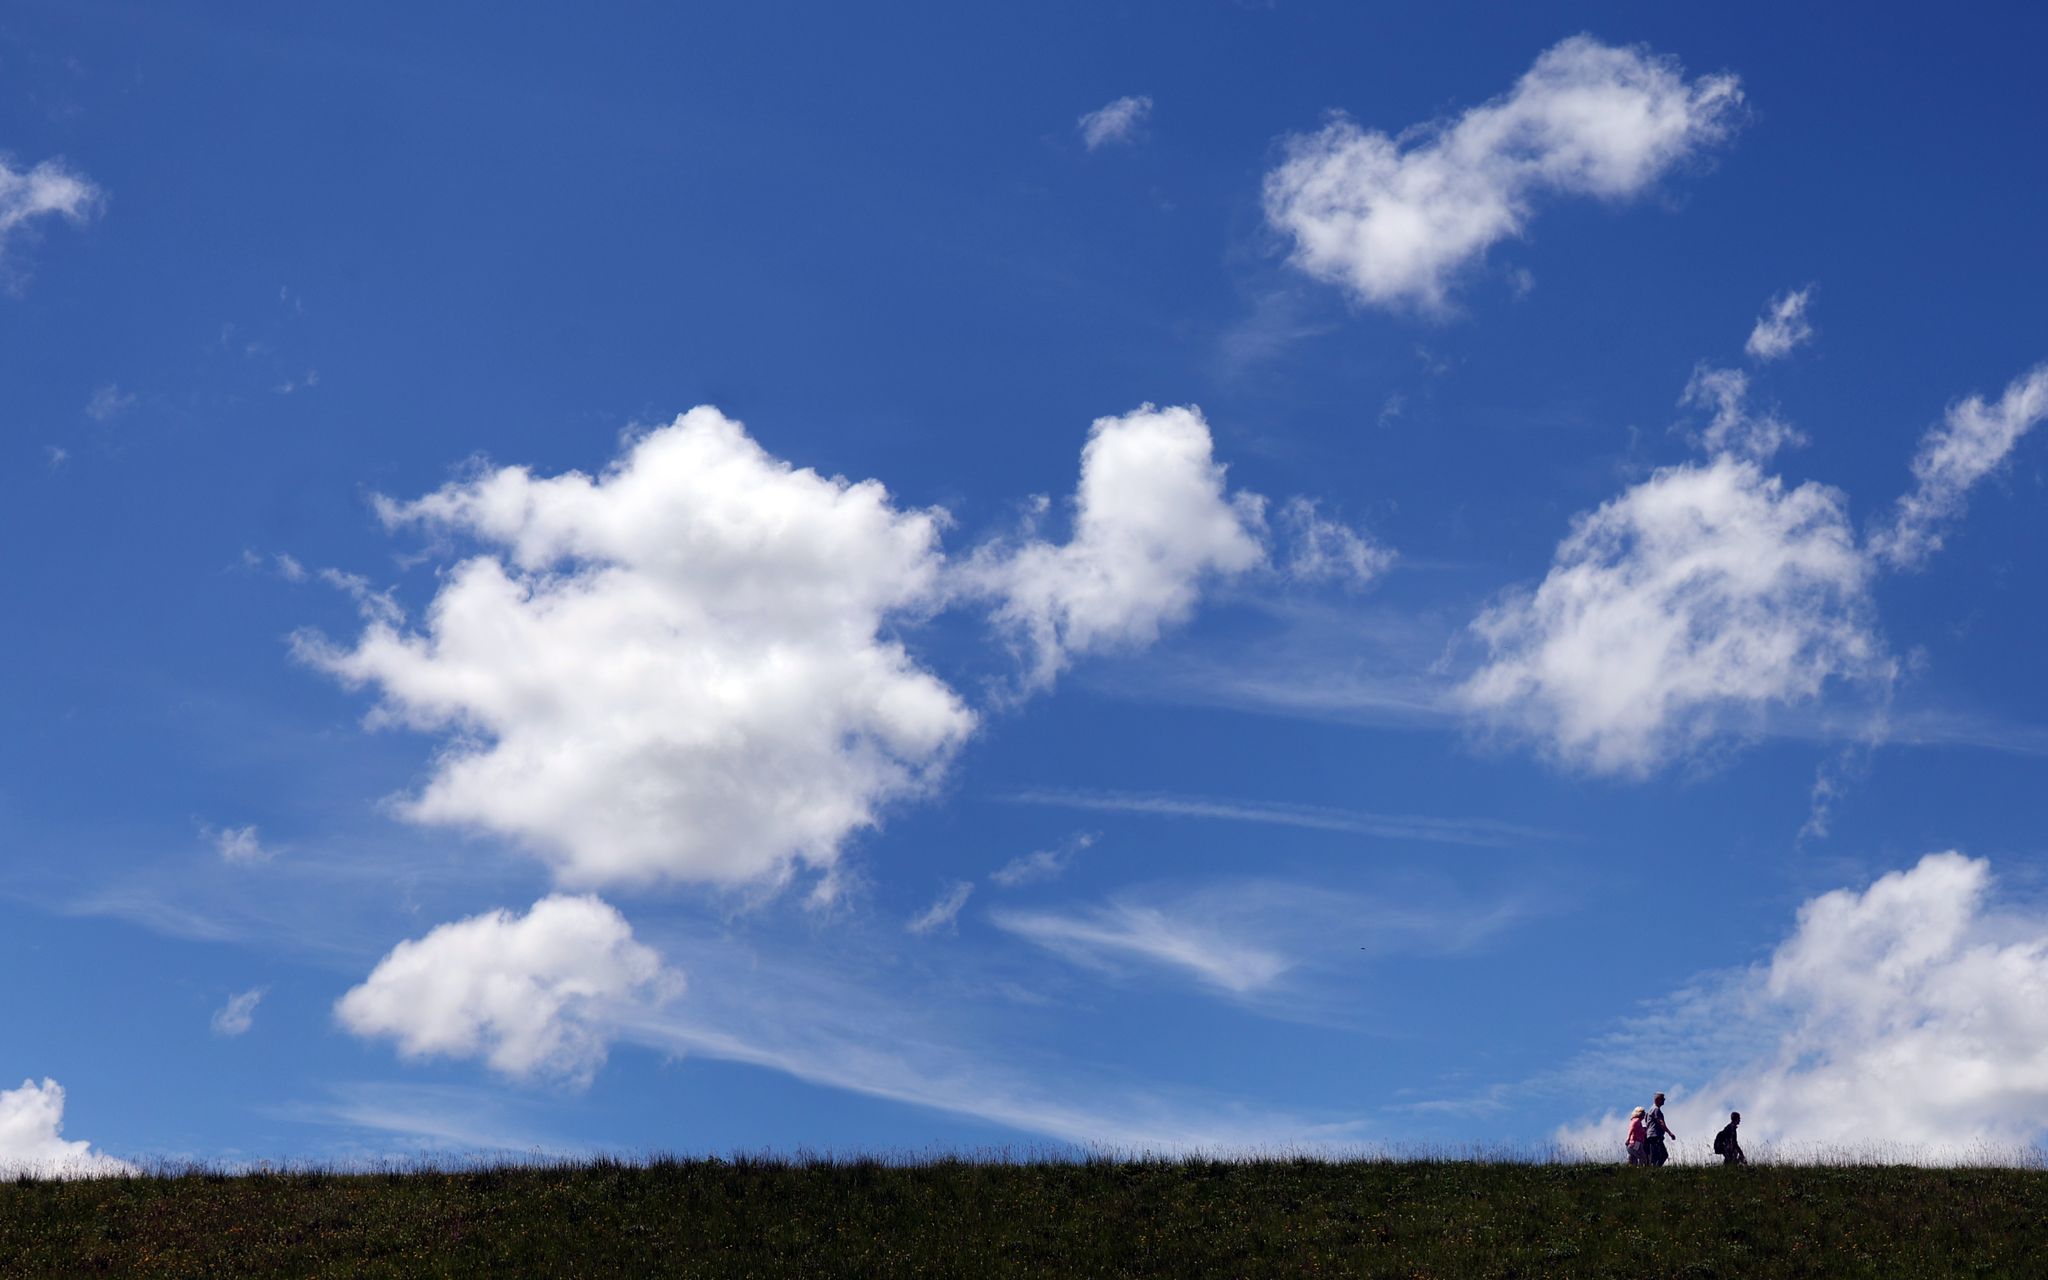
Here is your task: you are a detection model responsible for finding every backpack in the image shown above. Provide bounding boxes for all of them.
[1713,1125,1733,1156]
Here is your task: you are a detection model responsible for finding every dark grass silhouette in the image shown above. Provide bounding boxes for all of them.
[5,1149,2046,1277]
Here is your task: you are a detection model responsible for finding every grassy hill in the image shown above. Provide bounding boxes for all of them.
[4,1155,2044,1277]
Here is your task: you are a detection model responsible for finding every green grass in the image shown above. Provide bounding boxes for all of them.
[4,1155,2045,1277]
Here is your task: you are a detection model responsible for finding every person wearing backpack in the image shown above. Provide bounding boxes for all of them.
[1645,1092,1677,1166]
[1712,1112,1746,1165]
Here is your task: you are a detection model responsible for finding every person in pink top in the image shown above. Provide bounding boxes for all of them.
[1625,1107,1649,1165]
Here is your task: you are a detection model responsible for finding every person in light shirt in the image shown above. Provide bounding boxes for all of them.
[1625,1107,1649,1165]
[1645,1092,1677,1166]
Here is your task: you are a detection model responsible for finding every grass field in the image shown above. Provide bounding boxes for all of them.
[4,1154,2045,1277]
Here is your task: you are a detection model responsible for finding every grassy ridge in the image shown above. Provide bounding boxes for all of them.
[4,1156,2045,1277]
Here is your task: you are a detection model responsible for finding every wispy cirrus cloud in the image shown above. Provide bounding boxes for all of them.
[990,832,1096,889]
[993,900,1295,995]
[211,987,266,1037]
[992,879,1531,1007]
[1872,363,2048,569]
[1745,286,1816,361]
[906,881,974,936]
[1077,95,1152,150]
[1005,788,1554,849]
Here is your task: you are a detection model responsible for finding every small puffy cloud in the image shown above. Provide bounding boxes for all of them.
[1872,363,2048,569]
[1681,364,1804,460]
[991,832,1096,889]
[0,154,101,268]
[1745,286,1816,361]
[84,384,135,422]
[1077,95,1153,150]
[297,407,976,892]
[1561,852,2048,1161]
[1264,36,1741,312]
[336,895,682,1085]
[0,1079,131,1178]
[967,405,1268,688]
[1276,496,1394,587]
[1461,455,1881,775]
[906,881,974,936]
[211,987,266,1037]
[212,824,277,865]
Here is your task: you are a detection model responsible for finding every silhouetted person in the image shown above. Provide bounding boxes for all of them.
[1713,1112,1746,1165]
[1646,1092,1677,1166]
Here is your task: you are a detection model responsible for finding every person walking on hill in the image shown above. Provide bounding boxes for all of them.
[1645,1092,1677,1166]
[1625,1107,1649,1165]
[1712,1112,1746,1165]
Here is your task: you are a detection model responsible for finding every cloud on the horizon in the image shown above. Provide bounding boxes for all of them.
[0,154,101,271]
[1745,286,1816,361]
[0,1078,131,1178]
[1557,852,2048,1161]
[966,405,1269,689]
[1872,363,2048,569]
[297,408,977,894]
[338,895,681,1086]
[1263,35,1741,312]
[1461,455,1883,775]
[1077,95,1153,150]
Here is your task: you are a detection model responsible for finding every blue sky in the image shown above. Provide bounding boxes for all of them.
[5,2,2048,1170]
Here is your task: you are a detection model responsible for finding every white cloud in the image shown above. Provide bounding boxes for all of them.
[0,1079,131,1178]
[618,932,1374,1153]
[1559,852,2048,1162]
[211,987,266,1037]
[1745,286,1816,360]
[1461,455,1882,775]
[1264,35,1741,311]
[1681,364,1803,460]
[1872,363,2048,569]
[336,895,682,1085]
[990,832,1096,888]
[1276,496,1395,586]
[297,407,976,893]
[967,405,1268,688]
[1006,788,1552,848]
[212,824,277,865]
[906,881,974,935]
[0,154,100,267]
[992,880,1523,1002]
[995,900,1294,994]
[1077,95,1153,150]
[84,384,135,421]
